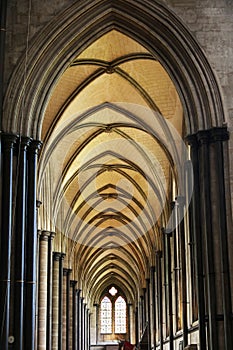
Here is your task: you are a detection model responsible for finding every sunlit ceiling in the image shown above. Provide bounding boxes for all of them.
[38,30,184,303]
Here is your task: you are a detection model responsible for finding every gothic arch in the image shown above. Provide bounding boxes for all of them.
[3,0,225,138]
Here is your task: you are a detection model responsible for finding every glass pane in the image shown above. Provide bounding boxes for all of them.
[100,296,112,333]
[115,296,126,333]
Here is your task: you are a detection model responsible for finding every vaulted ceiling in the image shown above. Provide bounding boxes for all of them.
[38,29,184,304]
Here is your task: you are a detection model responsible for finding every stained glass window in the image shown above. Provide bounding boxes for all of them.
[100,296,112,333]
[114,296,126,333]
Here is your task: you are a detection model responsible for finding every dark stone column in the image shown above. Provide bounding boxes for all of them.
[150,267,156,348]
[197,131,218,349]
[80,297,84,350]
[135,306,139,346]
[0,133,17,350]
[47,232,55,350]
[13,137,30,350]
[163,229,173,350]
[70,280,77,350]
[83,303,87,350]
[24,140,42,350]
[66,269,72,350]
[176,196,188,348]
[156,250,163,350]
[186,134,206,350]
[58,253,65,350]
[143,288,146,330]
[187,127,232,350]
[127,303,132,343]
[146,278,151,350]
[209,128,233,350]
[140,295,144,337]
[77,290,81,350]
[88,311,91,350]
[93,303,99,345]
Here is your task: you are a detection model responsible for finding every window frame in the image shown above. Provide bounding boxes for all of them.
[99,286,127,336]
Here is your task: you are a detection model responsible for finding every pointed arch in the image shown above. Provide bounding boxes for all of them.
[3,0,225,138]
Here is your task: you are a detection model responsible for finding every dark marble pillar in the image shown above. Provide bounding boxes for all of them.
[186,134,206,350]
[70,280,77,350]
[156,250,163,350]
[176,196,188,348]
[47,232,55,350]
[150,266,156,349]
[24,140,42,350]
[163,229,173,350]
[13,137,30,350]
[146,278,151,350]
[0,133,17,350]
[58,253,65,350]
[187,127,232,350]
[93,303,99,345]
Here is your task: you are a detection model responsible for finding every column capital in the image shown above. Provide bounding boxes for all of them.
[63,268,72,276]
[61,253,66,260]
[40,230,50,241]
[49,231,56,240]
[53,252,62,261]
[209,126,229,142]
[186,133,198,147]
[19,136,31,150]
[70,280,77,288]
[2,133,18,149]
[28,140,42,154]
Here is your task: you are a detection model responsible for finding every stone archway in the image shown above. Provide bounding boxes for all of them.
[3,0,226,138]
[1,1,232,350]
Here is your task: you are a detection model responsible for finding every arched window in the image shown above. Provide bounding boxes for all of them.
[100,296,112,333]
[115,296,126,333]
[99,287,127,336]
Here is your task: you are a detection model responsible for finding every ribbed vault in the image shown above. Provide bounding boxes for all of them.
[37,28,188,307]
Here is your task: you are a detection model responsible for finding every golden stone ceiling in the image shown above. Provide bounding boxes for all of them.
[38,30,184,301]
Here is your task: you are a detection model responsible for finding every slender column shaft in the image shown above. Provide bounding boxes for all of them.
[163,229,173,350]
[77,290,81,350]
[13,137,30,350]
[62,269,68,350]
[140,295,144,337]
[66,269,71,350]
[0,134,17,350]
[198,131,218,348]
[58,254,65,350]
[176,196,188,347]
[135,306,139,346]
[146,279,151,350]
[156,251,163,350]
[70,280,77,350]
[83,304,86,350]
[80,298,84,350]
[93,303,99,345]
[47,232,55,350]
[24,140,42,350]
[52,252,61,350]
[150,267,156,349]
[128,303,132,342]
[187,135,206,350]
[38,231,50,350]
